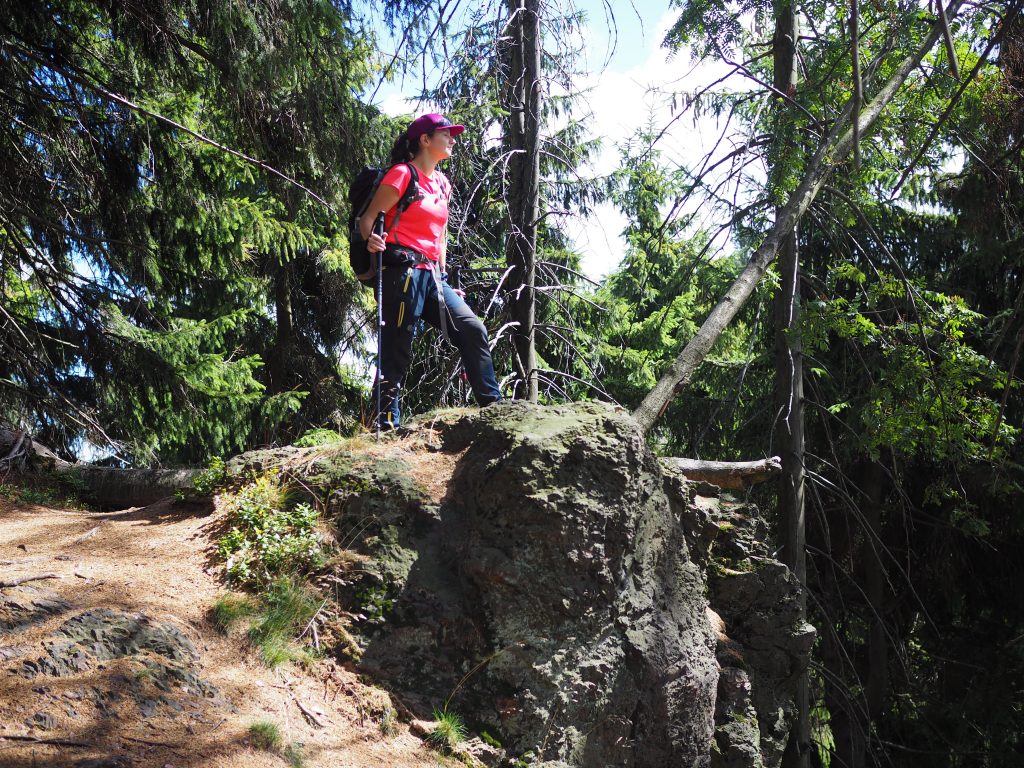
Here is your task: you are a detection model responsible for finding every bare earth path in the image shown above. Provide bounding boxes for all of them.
[0,492,441,768]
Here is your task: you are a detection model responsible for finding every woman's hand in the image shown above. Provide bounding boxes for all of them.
[367,232,387,253]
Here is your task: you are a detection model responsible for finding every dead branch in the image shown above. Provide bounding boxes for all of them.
[293,695,328,728]
[0,572,63,587]
[71,528,102,544]
[0,733,91,748]
[1,429,26,465]
[0,555,49,566]
[852,0,862,170]
[67,506,141,517]
[661,456,783,490]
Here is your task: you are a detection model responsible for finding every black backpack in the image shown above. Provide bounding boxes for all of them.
[347,163,421,283]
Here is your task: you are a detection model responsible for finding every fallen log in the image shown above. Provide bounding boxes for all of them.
[661,456,782,490]
[2,428,198,507]
[55,464,199,508]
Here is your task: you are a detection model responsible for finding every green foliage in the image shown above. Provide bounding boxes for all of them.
[663,0,772,60]
[216,473,326,587]
[283,743,307,768]
[355,584,395,626]
[480,730,502,748]
[804,268,1016,466]
[656,4,1024,766]
[590,137,772,457]
[426,707,467,753]
[247,718,305,765]
[378,707,400,737]
[1,0,385,463]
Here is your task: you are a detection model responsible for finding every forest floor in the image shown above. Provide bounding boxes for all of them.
[0,483,447,768]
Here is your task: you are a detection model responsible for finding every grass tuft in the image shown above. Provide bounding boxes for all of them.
[211,593,258,632]
[245,576,321,668]
[248,720,282,751]
[426,707,467,753]
[283,742,307,768]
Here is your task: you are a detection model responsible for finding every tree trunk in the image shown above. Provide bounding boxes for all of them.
[505,0,540,401]
[773,0,798,95]
[772,5,809,765]
[863,461,889,721]
[631,0,964,434]
[270,258,294,396]
[777,226,810,768]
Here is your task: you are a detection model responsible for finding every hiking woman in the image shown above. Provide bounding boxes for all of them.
[358,113,502,430]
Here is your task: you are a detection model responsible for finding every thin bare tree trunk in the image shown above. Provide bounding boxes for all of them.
[772,4,810,765]
[505,0,540,401]
[271,259,294,396]
[863,461,889,720]
[777,226,810,768]
[631,1,964,435]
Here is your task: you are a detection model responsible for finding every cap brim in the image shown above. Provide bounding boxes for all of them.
[447,124,466,137]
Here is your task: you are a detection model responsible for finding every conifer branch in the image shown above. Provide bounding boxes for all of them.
[3,37,338,217]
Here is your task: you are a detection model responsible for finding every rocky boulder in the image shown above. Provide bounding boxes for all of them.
[445,402,718,766]
[322,401,811,768]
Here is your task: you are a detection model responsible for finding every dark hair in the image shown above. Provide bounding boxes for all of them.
[389,130,427,164]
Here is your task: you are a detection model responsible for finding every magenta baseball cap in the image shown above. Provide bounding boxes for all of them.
[407,113,465,141]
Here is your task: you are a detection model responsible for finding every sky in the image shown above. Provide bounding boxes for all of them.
[368,0,745,281]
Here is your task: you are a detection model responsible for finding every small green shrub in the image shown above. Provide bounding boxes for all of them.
[1,480,84,509]
[480,730,502,748]
[294,428,344,448]
[378,706,399,737]
[356,584,395,626]
[426,707,466,753]
[193,456,228,496]
[216,473,326,587]
[248,720,282,751]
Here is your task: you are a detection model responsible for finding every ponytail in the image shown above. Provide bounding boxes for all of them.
[389,132,417,164]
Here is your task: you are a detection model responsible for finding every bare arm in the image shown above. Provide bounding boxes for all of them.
[358,185,401,241]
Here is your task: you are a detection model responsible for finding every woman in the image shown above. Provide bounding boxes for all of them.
[358,113,502,430]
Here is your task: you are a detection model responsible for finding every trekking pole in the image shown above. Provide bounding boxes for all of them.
[373,212,386,439]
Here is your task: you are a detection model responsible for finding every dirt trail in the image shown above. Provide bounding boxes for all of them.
[0,493,440,768]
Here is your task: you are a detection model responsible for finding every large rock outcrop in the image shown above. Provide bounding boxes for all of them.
[445,402,718,766]
[316,401,813,768]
